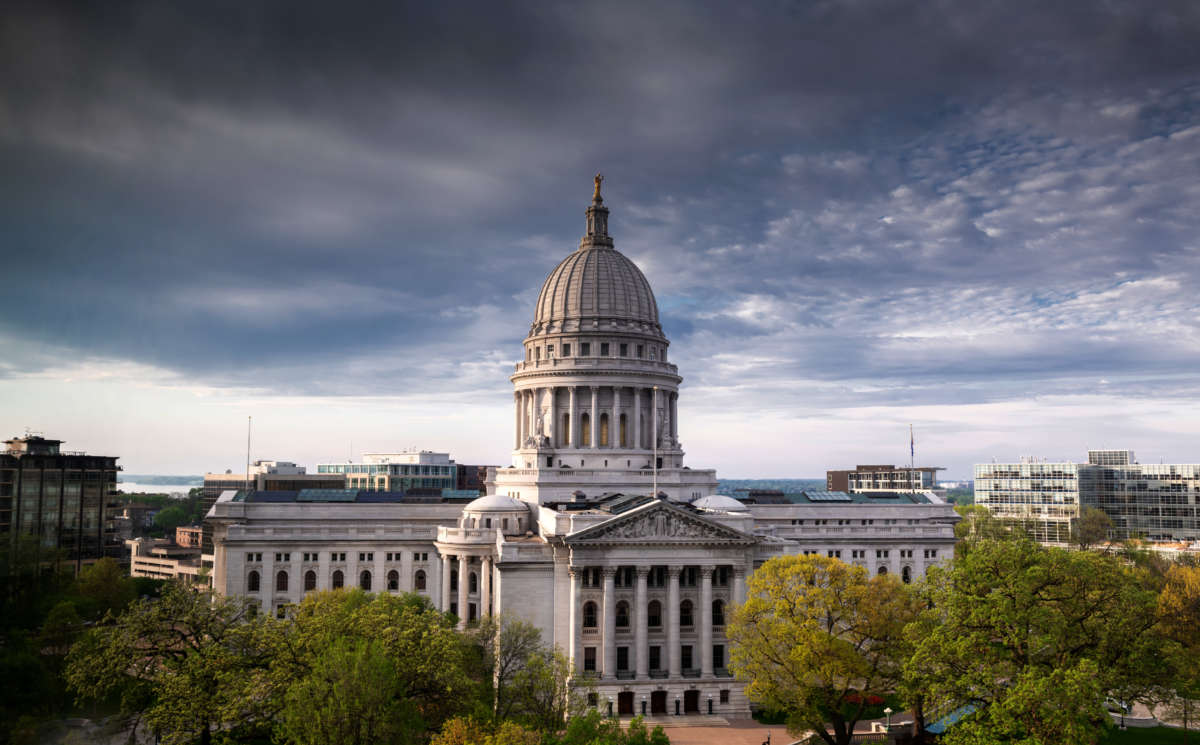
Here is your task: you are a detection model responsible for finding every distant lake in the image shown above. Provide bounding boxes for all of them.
[117,480,201,496]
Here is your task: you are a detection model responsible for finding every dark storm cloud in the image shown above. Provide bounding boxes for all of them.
[2,0,1199,409]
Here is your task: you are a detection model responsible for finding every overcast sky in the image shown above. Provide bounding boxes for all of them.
[2,1,1199,478]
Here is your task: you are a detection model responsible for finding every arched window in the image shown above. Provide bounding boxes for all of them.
[359,570,372,590]
[387,570,399,591]
[469,572,478,594]
[304,570,316,592]
[648,600,662,627]
[247,570,260,592]
[902,566,912,584]
[275,570,288,592]
[450,570,459,591]
[712,599,725,627]
[332,570,344,589]
[561,413,570,447]
[583,601,598,629]
[581,413,591,446]
[680,599,694,627]
[616,601,630,628]
[619,413,627,447]
[599,413,610,447]
[877,566,888,576]
[414,569,427,591]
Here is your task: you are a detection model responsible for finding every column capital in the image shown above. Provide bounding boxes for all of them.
[635,567,650,578]
[667,565,683,576]
[700,564,716,574]
[590,385,599,391]
[734,565,749,577]
[601,567,618,578]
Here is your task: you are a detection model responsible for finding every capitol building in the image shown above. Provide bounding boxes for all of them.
[209,179,958,718]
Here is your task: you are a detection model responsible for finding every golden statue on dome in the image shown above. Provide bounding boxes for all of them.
[593,173,603,201]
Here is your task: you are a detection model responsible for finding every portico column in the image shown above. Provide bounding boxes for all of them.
[700,565,714,677]
[568,387,578,447]
[549,387,558,447]
[514,392,521,448]
[590,386,599,449]
[568,567,581,670]
[613,386,622,448]
[457,555,469,629]
[667,565,681,677]
[633,388,642,450]
[481,556,492,616]
[733,566,748,607]
[635,568,649,678]
[441,554,452,612]
[601,568,617,679]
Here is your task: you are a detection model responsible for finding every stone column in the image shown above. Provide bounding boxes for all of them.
[700,565,714,677]
[441,554,452,612]
[670,393,678,444]
[590,386,599,449]
[635,568,649,678]
[514,392,521,448]
[481,556,492,616]
[568,567,581,670]
[633,387,642,451]
[548,387,558,447]
[613,386,622,448]
[457,555,469,629]
[733,566,748,607]
[602,568,617,679]
[568,387,578,447]
[667,565,681,677]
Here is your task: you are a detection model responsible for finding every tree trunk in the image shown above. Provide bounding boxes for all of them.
[912,695,926,741]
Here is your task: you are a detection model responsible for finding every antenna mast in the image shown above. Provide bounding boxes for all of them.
[245,416,252,494]
[652,386,658,499]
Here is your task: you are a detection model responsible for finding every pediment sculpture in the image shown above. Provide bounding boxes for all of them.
[571,504,753,544]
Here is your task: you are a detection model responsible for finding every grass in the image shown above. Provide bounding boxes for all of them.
[1100,726,1198,744]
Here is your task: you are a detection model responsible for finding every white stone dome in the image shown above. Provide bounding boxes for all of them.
[692,494,750,513]
[464,494,529,513]
[533,245,660,329]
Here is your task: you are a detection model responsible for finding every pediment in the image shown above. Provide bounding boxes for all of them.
[566,501,756,546]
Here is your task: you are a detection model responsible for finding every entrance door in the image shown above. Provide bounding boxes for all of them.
[684,690,700,714]
[618,692,634,716]
[650,691,667,715]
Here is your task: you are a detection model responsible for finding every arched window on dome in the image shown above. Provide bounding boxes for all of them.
[583,601,598,629]
[619,413,628,447]
[600,413,610,447]
[580,413,591,447]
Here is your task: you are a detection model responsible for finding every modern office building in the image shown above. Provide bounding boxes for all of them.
[209,181,960,718]
[975,449,1200,543]
[316,451,458,492]
[826,464,945,494]
[1,434,121,571]
[126,537,206,584]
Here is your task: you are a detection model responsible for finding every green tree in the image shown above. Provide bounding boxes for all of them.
[550,711,669,745]
[153,504,191,535]
[1071,507,1114,551]
[728,555,922,745]
[470,614,545,720]
[277,636,417,745]
[509,648,582,732]
[75,557,135,620]
[910,537,1162,745]
[65,581,265,745]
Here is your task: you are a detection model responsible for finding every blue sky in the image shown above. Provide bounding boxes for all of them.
[2,1,1199,478]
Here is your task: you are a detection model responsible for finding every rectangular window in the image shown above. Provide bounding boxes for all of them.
[616,646,629,671]
[600,342,609,356]
[720,690,730,704]
[581,342,590,356]
[681,645,693,670]
[637,344,644,358]
[619,343,628,356]
[713,644,725,669]
[562,343,571,357]
[649,646,661,670]
[583,647,597,672]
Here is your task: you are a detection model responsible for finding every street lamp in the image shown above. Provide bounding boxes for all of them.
[883,707,893,732]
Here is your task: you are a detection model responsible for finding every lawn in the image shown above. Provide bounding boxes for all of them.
[1100,726,1198,744]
